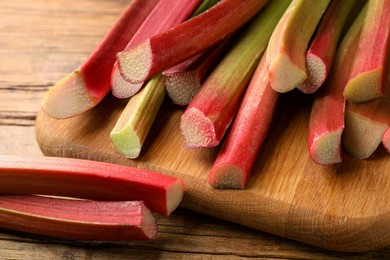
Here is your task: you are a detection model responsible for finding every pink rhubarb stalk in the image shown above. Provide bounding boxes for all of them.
[343,0,390,102]
[41,0,158,119]
[308,5,366,165]
[297,0,357,94]
[0,195,157,241]
[266,0,331,93]
[180,0,290,149]
[208,55,278,189]
[117,0,269,84]
[163,39,231,106]
[382,126,390,153]
[0,156,184,216]
[111,0,203,98]
[343,99,390,159]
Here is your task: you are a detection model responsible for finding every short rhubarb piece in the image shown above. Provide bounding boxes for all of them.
[110,75,165,158]
[117,0,269,84]
[266,0,331,93]
[343,99,390,159]
[163,39,231,106]
[180,0,290,148]
[0,156,184,216]
[111,0,203,98]
[343,0,390,103]
[40,0,158,118]
[208,56,278,189]
[382,127,390,153]
[297,0,357,94]
[0,195,157,241]
[308,5,366,165]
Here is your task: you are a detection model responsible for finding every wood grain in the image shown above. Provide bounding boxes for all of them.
[2,0,390,258]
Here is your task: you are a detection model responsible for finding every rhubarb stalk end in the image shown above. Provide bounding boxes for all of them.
[343,69,382,103]
[208,164,245,189]
[309,130,343,165]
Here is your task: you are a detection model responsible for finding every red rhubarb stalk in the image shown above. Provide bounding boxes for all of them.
[163,39,231,106]
[297,0,357,94]
[0,195,157,241]
[382,126,390,153]
[343,0,390,103]
[40,0,158,119]
[111,0,203,98]
[117,0,269,84]
[308,5,366,165]
[208,55,278,189]
[0,156,184,216]
[180,0,290,149]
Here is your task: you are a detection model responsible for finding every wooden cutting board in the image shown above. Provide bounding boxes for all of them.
[35,90,390,252]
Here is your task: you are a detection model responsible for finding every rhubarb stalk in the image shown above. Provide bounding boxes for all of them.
[308,5,366,165]
[208,55,278,189]
[117,0,269,84]
[297,0,357,94]
[266,0,331,93]
[0,156,184,216]
[343,0,390,103]
[382,126,390,153]
[111,0,203,98]
[40,0,158,119]
[0,195,157,241]
[110,75,165,158]
[180,0,290,149]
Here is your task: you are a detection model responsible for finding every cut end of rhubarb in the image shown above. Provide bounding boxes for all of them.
[268,52,307,93]
[111,65,143,98]
[297,53,326,94]
[208,164,245,189]
[344,69,382,103]
[41,71,97,119]
[139,202,158,239]
[110,125,142,159]
[164,71,201,106]
[343,110,388,159]
[180,107,218,148]
[166,180,185,215]
[117,40,152,84]
[309,130,343,165]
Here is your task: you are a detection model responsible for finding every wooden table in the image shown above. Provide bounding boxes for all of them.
[1,0,390,258]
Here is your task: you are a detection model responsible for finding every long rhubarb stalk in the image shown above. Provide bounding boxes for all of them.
[40,0,158,119]
[163,39,231,106]
[111,0,203,98]
[0,195,157,241]
[208,55,278,189]
[297,0,357,94]
[180,0,290,149]
[117,0,269,84]
[266,0,331,93]
[308,5,366,165]
[343,99,390,159]
[110,75,165,158]
[343,0,390,103]
[0,156,184,216]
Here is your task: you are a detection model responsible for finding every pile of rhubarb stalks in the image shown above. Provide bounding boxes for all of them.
[3,0,388,242]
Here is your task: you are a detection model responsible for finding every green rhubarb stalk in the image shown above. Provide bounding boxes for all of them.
[0,195,157,241]
[110,75,165,159]
[180,0,291,148]
[266,0,331,93]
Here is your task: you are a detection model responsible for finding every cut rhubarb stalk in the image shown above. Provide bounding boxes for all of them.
[0,195,157,241]
[111,0,203,98]
[343,0,390,103]
[180,0,290,148]
[208,55,278,189]
[297,0,357,94]
[343,99,390,159]
[110,75,165,158]
[40,0,158,119]
[266,0,331,93]
[117,0,269,84]
[308,5,366,165]
[163,38,231,106]
[382,127,390,153]
[0,156,184,216]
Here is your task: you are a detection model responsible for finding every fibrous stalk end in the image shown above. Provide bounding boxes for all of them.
[110,125,142,159]
[309,130,343,165]
[111,65,143,98]
[343,68,382,103]
[164,71,201,106]
[298,53,327,94]
[166,180,185,216]
[208,164,245,189]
